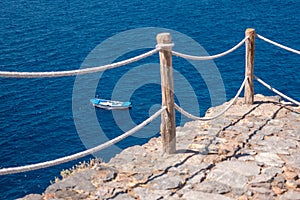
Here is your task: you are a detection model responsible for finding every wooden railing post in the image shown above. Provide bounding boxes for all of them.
[156,33,176,154]
[244,28,256,104]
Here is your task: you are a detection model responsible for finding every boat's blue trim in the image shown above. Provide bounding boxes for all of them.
[90,98,132,109]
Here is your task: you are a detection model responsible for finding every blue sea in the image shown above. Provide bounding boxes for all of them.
[0,0,299,199]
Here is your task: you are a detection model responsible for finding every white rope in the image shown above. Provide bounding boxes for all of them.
[175,76,247,121]
[257,34,300,55]
[254,75,300,106]
[171,36,248,60]
[156,43,175,49]
[0,48,159,78]
[0,106,166,175]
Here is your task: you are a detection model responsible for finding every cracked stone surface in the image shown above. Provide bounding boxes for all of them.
[19,95,300,200]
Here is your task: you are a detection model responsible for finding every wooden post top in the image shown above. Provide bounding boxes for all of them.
[156,33,174,51]
[156,33,172,44]
[245,28,255,34]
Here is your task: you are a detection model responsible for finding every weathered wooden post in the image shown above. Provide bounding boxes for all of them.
[244,28,256,104]
[156,33,176,154]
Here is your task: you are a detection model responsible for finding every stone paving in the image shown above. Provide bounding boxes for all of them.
[20,94,300,200]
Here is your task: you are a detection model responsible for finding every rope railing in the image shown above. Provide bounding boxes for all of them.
[0,30,299,175]
[254,75,300,106]
[174,76,248,121]
[257,34,300,55]
[0,34,298,79]
[0,48,159,78]
[171,36,248,60]
[0,106,166,175]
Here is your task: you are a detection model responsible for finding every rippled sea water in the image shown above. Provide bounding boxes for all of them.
[0,0,299,199]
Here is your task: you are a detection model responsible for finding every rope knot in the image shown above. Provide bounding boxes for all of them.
[156,43,175,50]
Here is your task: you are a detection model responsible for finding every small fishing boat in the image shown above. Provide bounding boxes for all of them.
[90,98,132,110]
